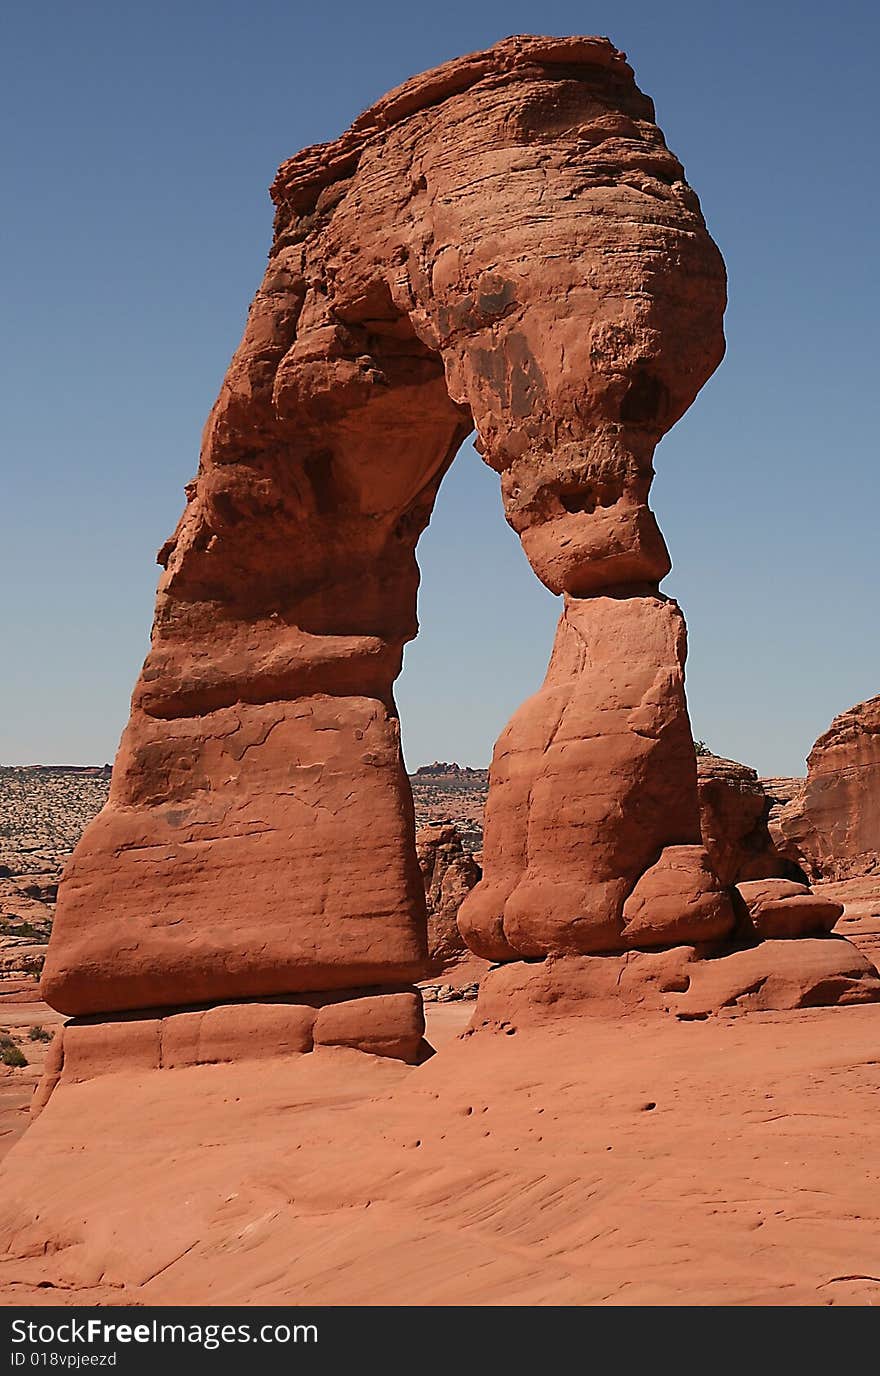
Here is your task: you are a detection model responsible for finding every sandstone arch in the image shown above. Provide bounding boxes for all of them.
[43,35,733,1045]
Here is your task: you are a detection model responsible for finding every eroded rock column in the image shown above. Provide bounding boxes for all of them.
[459,596,735,958]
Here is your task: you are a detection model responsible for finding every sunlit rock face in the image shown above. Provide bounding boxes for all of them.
[774,696,880,881]
[44,34,731,1024]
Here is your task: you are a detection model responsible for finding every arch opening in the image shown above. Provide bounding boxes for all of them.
[397,434,557,776]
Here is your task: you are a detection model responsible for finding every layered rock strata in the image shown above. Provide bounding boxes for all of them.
[415,823,481,969]
[774,696,880,880]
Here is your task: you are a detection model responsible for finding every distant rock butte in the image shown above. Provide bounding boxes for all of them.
[413,763,487,778]
[26,34,878,1121]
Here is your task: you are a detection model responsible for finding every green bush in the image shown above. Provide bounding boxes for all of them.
[0,1035,27,1068]
[27,1025,52,1043]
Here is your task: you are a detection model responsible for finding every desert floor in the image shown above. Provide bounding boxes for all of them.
[2,770,879,1307]
[2,902,880,1307]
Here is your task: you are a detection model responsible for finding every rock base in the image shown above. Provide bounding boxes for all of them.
[470,936,880,1029]
[33,987,426,1118]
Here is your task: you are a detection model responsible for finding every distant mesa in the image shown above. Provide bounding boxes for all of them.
[413,762,487,778]
[2,764,112,776]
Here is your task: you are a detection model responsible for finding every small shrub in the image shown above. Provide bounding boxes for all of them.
[0,1035,27,1068]
[694,739,713,757]
[28,1025,52,1043]
[17,921,51,941]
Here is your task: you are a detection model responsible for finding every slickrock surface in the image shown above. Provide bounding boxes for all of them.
[4,1000,880,1306]
[0,1002,63,1161]
[774,697,880,881]
[820,875,880,970]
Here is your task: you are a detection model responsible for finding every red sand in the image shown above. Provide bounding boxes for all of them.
[2,994,880,1307]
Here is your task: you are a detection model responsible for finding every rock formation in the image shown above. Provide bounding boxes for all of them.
[35,35,879,1093]
[735,877,842,938]
[762,774,806,852]
[414,762,484,778]
[415,823,480,968]
[696,753,800,886]
[773,696,880,880]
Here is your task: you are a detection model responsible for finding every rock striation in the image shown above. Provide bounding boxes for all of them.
[735,878,843,940]
[696,753,799,886]
[773,697,880,881]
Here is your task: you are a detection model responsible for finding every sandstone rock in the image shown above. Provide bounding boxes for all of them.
[816,875,880,968]
[459,596,712,958]
[621,845,735,947]
[735,878,843,939]
[748,896,843,939]
[737,878,810,907]
[471,948,700,1024]
[5,36,880,1309]
[34,987,427,1113]
[0,878,53,932]
[162,1002,316,1068]
[762,775,805,839]
[43,699,427,1016]
[416,823,481,968]
[471,937,880,1027]
[38,35,865,1041]
[672,938,880,1016]
[774,696,880,880]
[415,763,483,778]
[0,943,47,1005]
[14,874,59,903]
[313,991,424,1061]
[697,754,795,885]
[29,1028,63,1120]
[10,994,880,1305]
[44,32,730,1025]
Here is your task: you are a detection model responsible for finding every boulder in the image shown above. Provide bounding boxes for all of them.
[736,878,843,939]
[621,845,735,947]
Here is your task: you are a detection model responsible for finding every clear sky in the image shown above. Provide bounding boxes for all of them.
[2,0,877,775]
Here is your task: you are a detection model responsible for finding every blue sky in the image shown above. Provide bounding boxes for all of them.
[2,0,877,774]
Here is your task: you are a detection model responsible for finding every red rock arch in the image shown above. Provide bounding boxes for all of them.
[42,36,731,1046]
